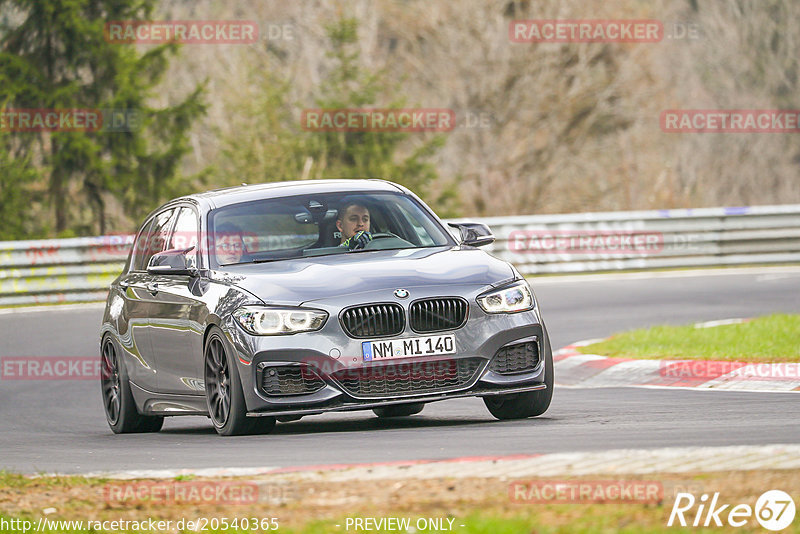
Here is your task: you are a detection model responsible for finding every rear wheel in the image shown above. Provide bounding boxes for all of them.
[483,326,554,420]
[100,336,164,433]
[373,403,425,418]
[204,327,276,436]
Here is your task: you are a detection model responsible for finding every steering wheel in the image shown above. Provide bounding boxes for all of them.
[369,232,398,240]
[362,232,414,251]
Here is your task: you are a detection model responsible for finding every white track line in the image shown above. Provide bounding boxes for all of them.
[0,302,105,316]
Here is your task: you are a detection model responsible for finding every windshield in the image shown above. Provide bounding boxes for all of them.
[207,191,454,267]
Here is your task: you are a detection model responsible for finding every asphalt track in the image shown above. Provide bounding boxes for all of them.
[1,267,799,475]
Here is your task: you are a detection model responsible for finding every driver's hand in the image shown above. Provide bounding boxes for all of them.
[344,230,373,250]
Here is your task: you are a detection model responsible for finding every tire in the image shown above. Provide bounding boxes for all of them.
[373,403,425,418]
[483,325,554,420]
[204,326,276,436]
[100,336,164,434]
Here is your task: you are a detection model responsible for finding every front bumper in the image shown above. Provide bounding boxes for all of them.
[227,308,547,417]
[245,382,548,418]
[221,282,546,416]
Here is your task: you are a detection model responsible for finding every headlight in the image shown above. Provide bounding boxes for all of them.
[233,306,328,335]
[477,281,534,314]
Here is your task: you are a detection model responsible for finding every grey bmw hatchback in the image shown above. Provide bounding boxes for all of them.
[100,179,553,435]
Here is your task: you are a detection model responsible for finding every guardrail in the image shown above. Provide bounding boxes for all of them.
[0,235,132,306]
[466,203,800,275]
[2,204,799,306]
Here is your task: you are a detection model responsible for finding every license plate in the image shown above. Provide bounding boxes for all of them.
[362,334,456,362]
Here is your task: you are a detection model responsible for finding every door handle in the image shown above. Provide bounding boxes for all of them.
[145,282,159,294]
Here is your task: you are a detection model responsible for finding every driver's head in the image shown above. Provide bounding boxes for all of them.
[214,223,246,265]
[336,202,370,243]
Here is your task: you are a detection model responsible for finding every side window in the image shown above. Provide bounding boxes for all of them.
[130,217,156,272]
[134,209,176,271]
[212,209,318,256]
[366,205,387,235]
[168,207,199,267]
[392,203,435,246]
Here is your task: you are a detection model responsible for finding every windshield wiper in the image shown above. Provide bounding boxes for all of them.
[218,258,285,266]
[250,258,287,264]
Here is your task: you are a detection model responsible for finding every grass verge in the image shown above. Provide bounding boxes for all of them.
[1,470,798,533]
[577,314,800,362]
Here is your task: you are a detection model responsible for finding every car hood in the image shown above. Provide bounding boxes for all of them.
[218,247,515,305]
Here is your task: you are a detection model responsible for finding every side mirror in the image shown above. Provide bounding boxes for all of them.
[147,247,198,276]
[448,222,495,247]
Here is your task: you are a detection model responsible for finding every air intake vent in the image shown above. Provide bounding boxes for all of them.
[260,365,325,396]
[489,340,540,375]
[409,297,468,333]
[331,357,483,398]
[340,303,405,338]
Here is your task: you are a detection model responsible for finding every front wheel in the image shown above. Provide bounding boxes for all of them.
[100,336,164,434]
[483,326,554,420]
[204,327,276,436]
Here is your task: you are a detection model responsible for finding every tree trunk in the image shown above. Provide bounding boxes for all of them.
[50,139,67,233]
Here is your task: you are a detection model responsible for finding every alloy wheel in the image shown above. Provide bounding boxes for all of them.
[100,339,121,425]
[205,336,231,427]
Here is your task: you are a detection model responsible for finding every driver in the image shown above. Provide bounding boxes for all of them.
[214,223,247,264]
[337,202,373,250]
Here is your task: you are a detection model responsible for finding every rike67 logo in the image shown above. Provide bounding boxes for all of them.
[668,490,796,531]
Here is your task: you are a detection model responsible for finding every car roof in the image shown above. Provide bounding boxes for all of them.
[182,179,406,210]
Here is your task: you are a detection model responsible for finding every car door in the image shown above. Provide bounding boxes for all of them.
[147,206,207,395]
[116,210,173,392]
